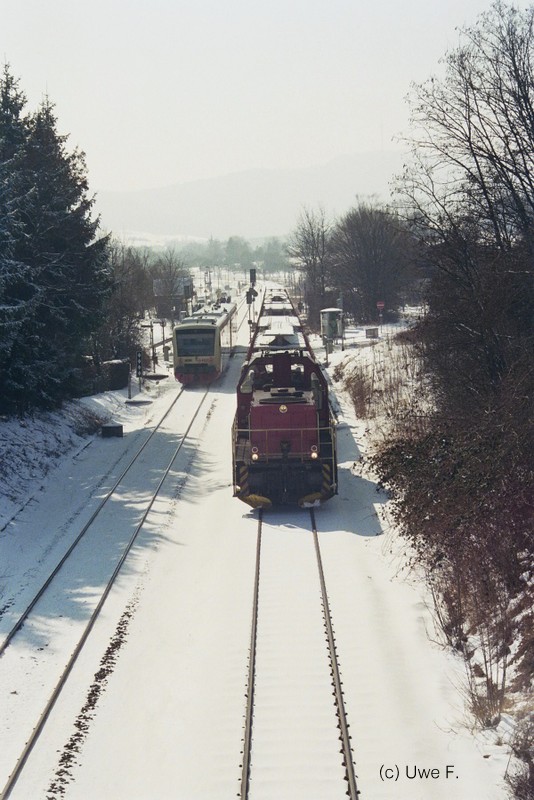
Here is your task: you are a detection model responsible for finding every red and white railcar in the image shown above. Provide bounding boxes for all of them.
[232,289,337,508]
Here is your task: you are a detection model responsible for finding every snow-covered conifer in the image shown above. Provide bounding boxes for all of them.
[0,66,112,414]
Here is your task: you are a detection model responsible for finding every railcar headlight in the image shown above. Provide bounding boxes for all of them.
[311,451,319,459]
[251,453,259,461]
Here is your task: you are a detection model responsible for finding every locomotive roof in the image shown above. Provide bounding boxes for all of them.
[254,317,306,350]
[250,337,312,358]
[256,332,303,350]
[263,288,287,302]
[262,302,294,316]
[257,314,301,332]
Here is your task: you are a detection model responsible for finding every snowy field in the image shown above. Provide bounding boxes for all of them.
[0,313,514,799]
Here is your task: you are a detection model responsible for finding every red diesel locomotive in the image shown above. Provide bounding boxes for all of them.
[232,289,337,508]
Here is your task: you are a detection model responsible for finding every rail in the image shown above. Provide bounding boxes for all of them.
[0,388,211,800]
[239,509,359,799]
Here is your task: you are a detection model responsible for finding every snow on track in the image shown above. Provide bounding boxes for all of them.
[247,513,347,799]
[0,388,210,794]
[0,303,510,799]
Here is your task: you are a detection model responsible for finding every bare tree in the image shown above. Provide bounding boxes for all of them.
[92,241,152,364]
[396,2,534,406]
[371,5,534,766]
[286,206,331,327]
[152,248,190,320]
[329,201,414,323]
[400,2,534,250]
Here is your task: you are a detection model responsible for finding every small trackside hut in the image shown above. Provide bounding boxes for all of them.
[232,288,337,509]
[173,302,237,385]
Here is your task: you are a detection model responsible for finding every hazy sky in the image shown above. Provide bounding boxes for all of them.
[2,0,500,193]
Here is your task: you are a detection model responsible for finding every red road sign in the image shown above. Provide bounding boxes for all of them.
[376,301,385,310]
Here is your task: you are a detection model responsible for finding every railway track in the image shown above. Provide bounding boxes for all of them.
[240,509,359,800]
[0,294,252,661]
[0,385,189,659]
[0,385,213,800]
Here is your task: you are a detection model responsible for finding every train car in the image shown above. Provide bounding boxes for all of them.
[232,289,337,509]
[173,302,237,385]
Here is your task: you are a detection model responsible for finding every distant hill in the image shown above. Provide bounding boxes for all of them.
[94,151,406,242]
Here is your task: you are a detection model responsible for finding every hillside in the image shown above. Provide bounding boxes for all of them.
[94,151,406,242]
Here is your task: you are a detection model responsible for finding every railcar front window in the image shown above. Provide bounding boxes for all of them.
[176,330,216,356]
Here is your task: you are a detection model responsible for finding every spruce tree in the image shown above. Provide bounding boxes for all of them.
[0,65,112,414]
[0,65,38,415]
[18,98,111,407]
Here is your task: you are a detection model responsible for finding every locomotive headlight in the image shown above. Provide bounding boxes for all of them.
[310,445,318,459]
[251,453,259,461]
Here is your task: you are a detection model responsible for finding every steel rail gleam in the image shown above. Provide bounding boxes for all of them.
[240,509,359,799]
[0,293,250,660]
[0,385,187,659]
[0,386,212,800]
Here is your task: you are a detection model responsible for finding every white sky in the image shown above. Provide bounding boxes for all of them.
[2,0,499,192]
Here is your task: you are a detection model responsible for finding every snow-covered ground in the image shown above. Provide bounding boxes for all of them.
[0,310,514,799]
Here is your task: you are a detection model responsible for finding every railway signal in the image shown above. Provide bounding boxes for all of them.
[376,301,385,329]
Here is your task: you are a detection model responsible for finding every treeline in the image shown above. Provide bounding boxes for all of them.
[0,65,293,415]
[0,65,113,415]
[177,235,289,274]
[179,201,422,328]
[365,5,533,793]
[287,203,420,328]
[0,60,419,417]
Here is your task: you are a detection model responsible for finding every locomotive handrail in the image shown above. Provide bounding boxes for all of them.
[233,421,335,463]
[233,285,338,506]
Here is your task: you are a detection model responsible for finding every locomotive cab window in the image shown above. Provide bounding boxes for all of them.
[175,330,216,356]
